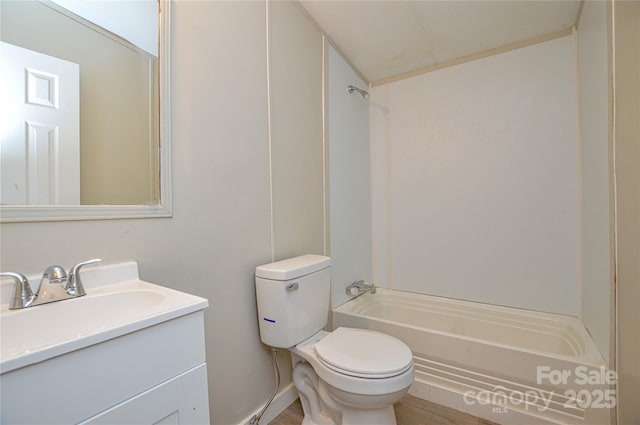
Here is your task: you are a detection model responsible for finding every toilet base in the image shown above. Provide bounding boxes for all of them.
[325,383,402,425]
[340,407,396,425]
[298,390,399,425]
[302,417,331,425]
[292,360,404,425]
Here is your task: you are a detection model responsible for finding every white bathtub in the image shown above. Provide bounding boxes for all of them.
[333,289,613,425]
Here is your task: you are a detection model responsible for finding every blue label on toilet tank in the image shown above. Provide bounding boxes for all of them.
[263,317,276,323]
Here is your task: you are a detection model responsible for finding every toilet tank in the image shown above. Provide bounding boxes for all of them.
[255,255,331,348]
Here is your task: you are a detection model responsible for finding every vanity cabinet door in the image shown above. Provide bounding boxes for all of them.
[79,363,209,425]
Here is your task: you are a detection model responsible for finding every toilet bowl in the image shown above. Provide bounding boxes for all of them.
[255,255,414,425]
[291,329,413,425]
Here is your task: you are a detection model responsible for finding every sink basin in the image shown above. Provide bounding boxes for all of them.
[0,262,208,373]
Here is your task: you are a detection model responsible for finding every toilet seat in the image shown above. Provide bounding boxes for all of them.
[314,327,413,379]
[292,329,415,396]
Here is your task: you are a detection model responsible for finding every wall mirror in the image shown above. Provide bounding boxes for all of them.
[0,0,172,222]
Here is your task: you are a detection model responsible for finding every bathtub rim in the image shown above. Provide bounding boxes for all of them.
[333,288,606,368]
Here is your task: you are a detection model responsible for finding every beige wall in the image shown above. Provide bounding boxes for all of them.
[614,1,640,423]
[270,1,325,260]
[0,1,325,423]
[0,0,158,205]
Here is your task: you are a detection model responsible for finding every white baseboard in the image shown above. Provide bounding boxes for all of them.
[239,383,299,425]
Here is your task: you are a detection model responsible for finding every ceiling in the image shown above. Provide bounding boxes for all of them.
[299,0,581,84]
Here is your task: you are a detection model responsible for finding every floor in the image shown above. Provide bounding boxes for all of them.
[268,394,500,425]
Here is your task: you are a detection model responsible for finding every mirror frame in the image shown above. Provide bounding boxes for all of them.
[0,0,172,223]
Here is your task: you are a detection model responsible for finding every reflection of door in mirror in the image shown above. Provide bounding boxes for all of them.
[1,42,80,205]
[0,0,159,206]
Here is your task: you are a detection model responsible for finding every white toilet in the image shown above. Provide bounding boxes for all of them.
[255,255,414,425]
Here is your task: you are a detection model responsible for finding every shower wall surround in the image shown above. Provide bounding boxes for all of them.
[327,45,372,308]
[576,0,613,363]
[370,35,580,315]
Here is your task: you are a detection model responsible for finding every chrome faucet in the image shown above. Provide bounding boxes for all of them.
[1,259,101,310]
[346,280,376,296]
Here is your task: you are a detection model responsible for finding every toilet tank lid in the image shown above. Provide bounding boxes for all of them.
[256,255,331,281]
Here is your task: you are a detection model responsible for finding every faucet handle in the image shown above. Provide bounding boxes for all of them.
[67,259,102,297]
[1,272,35,310]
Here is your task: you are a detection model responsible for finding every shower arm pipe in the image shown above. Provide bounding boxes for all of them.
[347,84,369,100]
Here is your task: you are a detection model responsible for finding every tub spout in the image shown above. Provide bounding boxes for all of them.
[346,280,376,296]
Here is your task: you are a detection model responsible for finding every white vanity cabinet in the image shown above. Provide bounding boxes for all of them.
[78,313,210,425]
[81,363,209,425]
[0,261,210,425]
